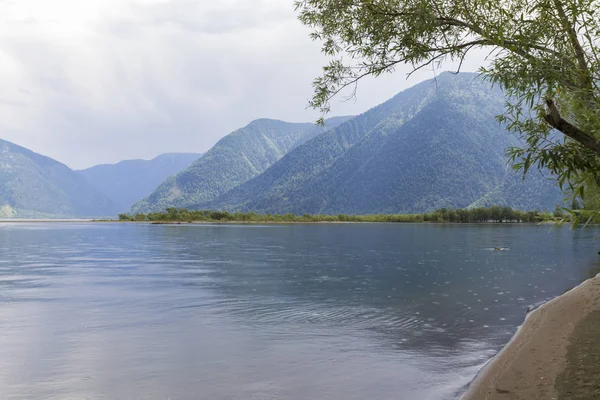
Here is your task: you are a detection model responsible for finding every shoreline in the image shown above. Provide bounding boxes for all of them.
[0,219,561,225]
[461,272,600,400]
[140,220,557,225]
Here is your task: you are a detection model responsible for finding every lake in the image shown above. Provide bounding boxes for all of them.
[0,223,599,400]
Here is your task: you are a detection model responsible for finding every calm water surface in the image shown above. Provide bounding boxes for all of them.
[0,223,599,400]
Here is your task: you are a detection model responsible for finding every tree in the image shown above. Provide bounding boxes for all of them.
[553,204,566,218]
[295,0,600,198]
[118,213,133,221]
[134,213,148,221]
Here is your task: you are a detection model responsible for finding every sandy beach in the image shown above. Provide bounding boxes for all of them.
[462,273,600,400]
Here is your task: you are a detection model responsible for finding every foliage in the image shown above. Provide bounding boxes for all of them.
[583,181,600,211]
[553,204,566,218]
[115,206,562,224]
[118,213,132,221]
[131,117,352,214]
[423,206,546,223]
[573,180,600,224]
[295,0,600,201]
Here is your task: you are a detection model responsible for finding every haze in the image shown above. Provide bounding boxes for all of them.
[0,0,486,169]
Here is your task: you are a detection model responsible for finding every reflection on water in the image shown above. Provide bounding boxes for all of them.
[0,223,599,400]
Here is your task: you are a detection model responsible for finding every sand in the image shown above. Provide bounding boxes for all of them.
[461,273,600,400]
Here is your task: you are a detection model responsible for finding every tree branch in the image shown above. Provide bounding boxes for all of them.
[363,8,563,59]
[552,0,593,93]
[544,99,600,156]
[320,59,405,105]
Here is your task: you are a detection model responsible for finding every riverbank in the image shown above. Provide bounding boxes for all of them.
[461,273,600,400]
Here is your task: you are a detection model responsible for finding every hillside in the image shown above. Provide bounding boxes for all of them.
[79,153,202,212]
[469,170,565,211]
[201,77,444,212]
[0,139,118,218]
[131,117,352,213]
[210,73,563,214]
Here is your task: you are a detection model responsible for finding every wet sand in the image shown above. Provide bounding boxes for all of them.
[462,274,600,400]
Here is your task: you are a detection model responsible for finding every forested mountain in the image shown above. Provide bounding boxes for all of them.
[0,139,118,218]
[131,117,352,213]
[79,153,202,212]
[208,73,563,214]
[0,73,562,219]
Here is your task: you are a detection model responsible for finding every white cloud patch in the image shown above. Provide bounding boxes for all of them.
[0,0,485,169]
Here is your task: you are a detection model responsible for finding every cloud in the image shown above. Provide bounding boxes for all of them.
[128,0,294,33]
[0,0,485,169]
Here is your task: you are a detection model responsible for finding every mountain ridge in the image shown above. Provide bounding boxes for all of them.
[201,76,446,213]
[79,152,203,212]
[207,73,562,214]
[131,116,354,213]
[0,138,118,218]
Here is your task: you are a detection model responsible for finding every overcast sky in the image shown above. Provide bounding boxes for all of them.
[0,0,486,169]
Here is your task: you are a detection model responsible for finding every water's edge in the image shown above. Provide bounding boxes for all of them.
[459,272,600,399]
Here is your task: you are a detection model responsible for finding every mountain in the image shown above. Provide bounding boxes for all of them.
[468,170,565,211]
[0,139,118,218]
[209,73,563,214]
[131,117,353,213]
[79,153,202,212]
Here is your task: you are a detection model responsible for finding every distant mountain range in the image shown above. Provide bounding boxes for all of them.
[135,72,563,215]
[0,141,201,218]
[0,72,564,219]
[78,153,203,212]
[0,139,118,218]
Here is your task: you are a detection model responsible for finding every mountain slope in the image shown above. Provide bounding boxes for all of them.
[0,139,118,218]
[79,153,202,212]
[211,73,563,214]
[469,170,564,211]
[207,77,446,212]
[131,117,352,213]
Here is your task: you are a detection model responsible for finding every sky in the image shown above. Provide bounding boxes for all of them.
[0,0,486,169]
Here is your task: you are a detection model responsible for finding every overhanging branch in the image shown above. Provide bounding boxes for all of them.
[544,99,600,156]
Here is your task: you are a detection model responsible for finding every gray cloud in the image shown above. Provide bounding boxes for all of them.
[0,0,485,169]
[127,0,294,34]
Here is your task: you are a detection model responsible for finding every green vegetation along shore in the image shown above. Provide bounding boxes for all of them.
[116,206,569,224]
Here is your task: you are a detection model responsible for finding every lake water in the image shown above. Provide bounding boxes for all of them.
[1,223,599,400]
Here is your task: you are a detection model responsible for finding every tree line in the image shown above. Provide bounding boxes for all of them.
[116,206,568,224]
